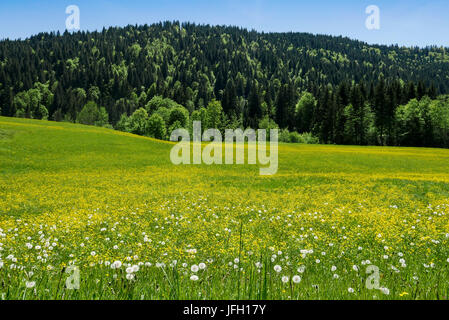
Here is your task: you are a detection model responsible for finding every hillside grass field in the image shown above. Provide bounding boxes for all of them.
[1,116,449,300]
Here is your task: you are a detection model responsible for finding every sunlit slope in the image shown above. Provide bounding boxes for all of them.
[0,117,173,173]
[3,116,449,175]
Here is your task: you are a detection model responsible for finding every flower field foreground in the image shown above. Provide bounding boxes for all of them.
[1,117,449,300]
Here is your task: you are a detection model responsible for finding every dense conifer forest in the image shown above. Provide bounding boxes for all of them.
[1,21,449,147]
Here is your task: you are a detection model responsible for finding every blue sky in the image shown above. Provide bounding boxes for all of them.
[0,0,448,47]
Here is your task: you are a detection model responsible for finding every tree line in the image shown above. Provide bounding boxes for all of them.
[1,22,449,147]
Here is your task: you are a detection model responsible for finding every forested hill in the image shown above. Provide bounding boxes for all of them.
[1,21,449,147]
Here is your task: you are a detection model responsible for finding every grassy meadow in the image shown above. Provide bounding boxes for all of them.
[1,116,449,300]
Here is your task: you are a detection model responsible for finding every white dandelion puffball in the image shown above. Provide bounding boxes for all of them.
[199,263,206,270]
[113,261,122,269]
[352,265,359,272]
[292,275,301,284]
[274,265,282,273]
[281,276,289,283]
[331,266,337,272]
[348,288,355,293]
[26,281,36,288]
[126,273,134,280]
[190,275,199,281]
[297,266,306,273]
[126,267,133,274]
[191,265,199,273]
[132,265,139,273]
